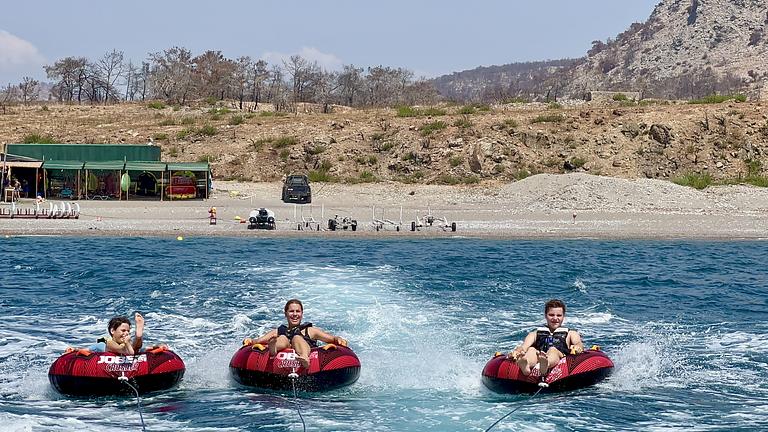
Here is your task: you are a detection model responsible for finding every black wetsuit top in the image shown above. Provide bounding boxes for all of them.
[533,327,570,354]
[278,323,317,347]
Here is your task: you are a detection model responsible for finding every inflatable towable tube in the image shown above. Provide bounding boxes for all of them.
[230,342,361,392]
[482,348,613,394]
[48,346,185,396]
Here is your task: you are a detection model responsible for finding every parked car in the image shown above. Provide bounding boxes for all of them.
[281,174,311,203]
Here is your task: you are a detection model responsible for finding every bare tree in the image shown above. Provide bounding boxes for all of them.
[232,56,254,109]
[192,50,235,100]
[124,61,137,101]
[44,56,89,103]
[139,62,150,101]
[95,49,125,103]
[268,64,286,111]
[18,77,40,104]
[0,83,18,114]
[403,79,438,105]
[283,55,310,106]
[313,69,341,113]
[338,64,363,106]
[148,46,194,103]
[252,60,269,106]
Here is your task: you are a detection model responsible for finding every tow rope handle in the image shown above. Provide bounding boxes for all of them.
[65,347,93,356]
[242,338,268,352]
[148,345,167,354]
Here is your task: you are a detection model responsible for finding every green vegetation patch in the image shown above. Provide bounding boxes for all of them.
[436,173,479,185]
[453,117,473,129]
[196,154,217,163]
[673,172,712,189]
[228,115,244,125]
[147,101,166,109]
[306,145,326,156]
[198,125,218,136]
[531,114,565,124]
[22,133,57,144]
[420,121,447,136]
[688,94,747,104]
[422,107,447,116]
[273,136,298,149]
[449,156,464,167]
[396,106,419,117]
[358,170,377,183]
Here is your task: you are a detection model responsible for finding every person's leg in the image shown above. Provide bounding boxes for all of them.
[517,347,539,375]
[270,335,290,355]
[291,335,311,368]
[540,347,563,376]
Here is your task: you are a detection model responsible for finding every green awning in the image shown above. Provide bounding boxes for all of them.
[8,143,161,162]
[84,161,125,170]
[42,160,84,170]
[125,161,167,172]
[166,162,209,172]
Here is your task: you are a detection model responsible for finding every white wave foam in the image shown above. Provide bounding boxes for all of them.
[568,312,616,326]
[573,279,588,294]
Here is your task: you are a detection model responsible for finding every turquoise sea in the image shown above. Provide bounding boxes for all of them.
[1,238,766,431]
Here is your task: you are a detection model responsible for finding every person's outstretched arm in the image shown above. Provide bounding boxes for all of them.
[309,327,347,346]
[247,329,278,345]
[132,312,144,352]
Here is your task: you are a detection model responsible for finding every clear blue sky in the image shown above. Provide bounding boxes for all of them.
[0,0,659,85]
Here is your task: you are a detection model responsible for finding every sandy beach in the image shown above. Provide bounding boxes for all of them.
[2,173,768,239]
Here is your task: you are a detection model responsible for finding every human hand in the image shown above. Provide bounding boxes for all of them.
[135,312,145,337]
[243,338,253,346]
[507,349,522,361]
[569,345,584,355]
[335,337,348,347]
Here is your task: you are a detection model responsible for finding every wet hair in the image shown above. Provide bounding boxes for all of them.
[545,299,566,314]
[108,316,131,333]
[284,299,304,313]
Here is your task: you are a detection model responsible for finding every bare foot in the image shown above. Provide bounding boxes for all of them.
[298,356,310,369]
[516,356,531,375]
[537,351,549,376]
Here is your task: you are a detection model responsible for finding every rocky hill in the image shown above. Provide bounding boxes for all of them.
[1,99,767,187]
[433,0,768,101]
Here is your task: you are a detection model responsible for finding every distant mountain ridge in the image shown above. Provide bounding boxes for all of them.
[430,59,576,102]
[433,0,768,101]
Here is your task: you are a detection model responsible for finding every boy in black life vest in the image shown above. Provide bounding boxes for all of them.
[507,299,584,376]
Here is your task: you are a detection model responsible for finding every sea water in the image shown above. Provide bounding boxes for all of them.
[0,237,766,431]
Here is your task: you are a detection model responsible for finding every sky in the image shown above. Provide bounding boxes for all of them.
[0,0,660,85]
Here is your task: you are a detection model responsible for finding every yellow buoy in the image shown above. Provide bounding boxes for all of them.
[177,236,184,241]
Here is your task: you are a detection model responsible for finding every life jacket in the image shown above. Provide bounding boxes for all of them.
[533,327,570,354]
[277,322,317,347]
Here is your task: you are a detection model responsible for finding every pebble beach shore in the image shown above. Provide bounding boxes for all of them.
[2,174,768,239]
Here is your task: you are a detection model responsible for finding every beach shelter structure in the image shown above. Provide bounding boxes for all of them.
[1,144,209,201]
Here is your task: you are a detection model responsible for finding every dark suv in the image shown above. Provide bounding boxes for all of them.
[281,174,312,203]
